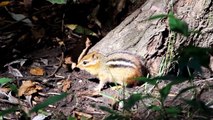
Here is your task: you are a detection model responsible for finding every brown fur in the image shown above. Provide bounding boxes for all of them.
[77,51,145,91]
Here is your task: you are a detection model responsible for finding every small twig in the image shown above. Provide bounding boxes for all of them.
[54,74,66,79]
[194,78,213,84]
[48,52,64,78]
[83,96,103,102]
[47,92,62,95]
[86,111,105,115]
[0,98,18,105]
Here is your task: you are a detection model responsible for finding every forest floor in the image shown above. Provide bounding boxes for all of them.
[0,1,213,119]
[0,42,213,120]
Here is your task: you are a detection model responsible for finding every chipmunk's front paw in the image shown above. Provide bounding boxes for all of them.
[110,85,123,90]
[93,83,104,91]
[93,86,102,91]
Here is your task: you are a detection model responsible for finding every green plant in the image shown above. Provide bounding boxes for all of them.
[0,77,13,85]
[148,11,199,37]
[99,93,152,120]
[46,0,67,4]
[30,92,68,113]
[0,91,68,119]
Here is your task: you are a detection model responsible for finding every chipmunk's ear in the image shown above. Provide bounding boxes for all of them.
[90,51,99,59]
[90,51,98,55]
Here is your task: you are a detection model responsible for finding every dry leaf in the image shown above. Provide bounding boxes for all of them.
[0,87,10,93]
[7,92,19,104]
[85,37,92,48]
[30,67,45,76]
[7,10,33,26]
[64,57,72,64]
[0,91,19,104]
[32,16,38,21]
[31,27,45,39]
[40,58,48,65]
[73,111,92,119]
[66,24,77,30]
[23,0,32,8]
[18,80,43,96]
[8,66,23,77]
[58,41,65,46]
[4,59,27,67]
[0,1,11,6]
[62,79,72,92]
[32,114,48,120]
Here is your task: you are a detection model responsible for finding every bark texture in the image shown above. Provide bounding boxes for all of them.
[90,0,213,75]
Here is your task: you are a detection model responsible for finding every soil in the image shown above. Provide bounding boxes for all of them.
[0,1,213,119]
[0,44,213,119]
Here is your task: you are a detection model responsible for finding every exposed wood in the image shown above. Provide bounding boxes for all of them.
[90,0,213,75]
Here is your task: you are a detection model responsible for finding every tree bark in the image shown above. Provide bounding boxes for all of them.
[90,0,213,75]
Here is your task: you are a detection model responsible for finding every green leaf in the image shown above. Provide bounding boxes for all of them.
[67,116,77,120]
[104,114,126,120]
[99,106,128,119]
[46,0,67,4]
[123,93,142,110]
[30,92,68,113]
[0,107,18,116]
[159,83,172,101]
[176,46,211,76]
[8,84,18,94]
[99,106,118,114]
[173,86,196,101]
[136,77,158,85]
[148,14,168,20]
[168,12,190,37]
[123,94,154,110]
[0,77,13,85]
[148,105,161,111]
[183,99,212,114]
[169,77,190,85]
[138,76,188,85]
[66,24,98,37]
[99,105,126,120]
[165,106,181,117]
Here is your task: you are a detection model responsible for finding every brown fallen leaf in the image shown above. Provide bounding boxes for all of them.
[62,79,72,92]
[18,80,43,96]
[29,67,45,76]
[0,87,10,93]
[64,57,72,64]
[73,111,93,119]
[77,90,101,97]
[85,37,92,48]
[8,66,23,77]
[0,1,12,7]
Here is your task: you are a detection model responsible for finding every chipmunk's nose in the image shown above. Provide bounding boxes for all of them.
[74,63,80,71]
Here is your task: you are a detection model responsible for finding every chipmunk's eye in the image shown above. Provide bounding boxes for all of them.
[83,60,89,65]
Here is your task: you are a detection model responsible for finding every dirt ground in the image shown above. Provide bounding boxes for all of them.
[0,44,213,119]
[0,1,213,119]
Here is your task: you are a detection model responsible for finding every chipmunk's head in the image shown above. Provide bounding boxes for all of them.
[76,51,104,75]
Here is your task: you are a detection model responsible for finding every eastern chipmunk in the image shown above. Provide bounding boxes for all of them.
[76,51,146,91]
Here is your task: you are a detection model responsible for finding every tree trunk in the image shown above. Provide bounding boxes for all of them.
[90,0,213,75]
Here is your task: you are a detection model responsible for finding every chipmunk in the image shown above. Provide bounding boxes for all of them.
[76,51,146,91]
